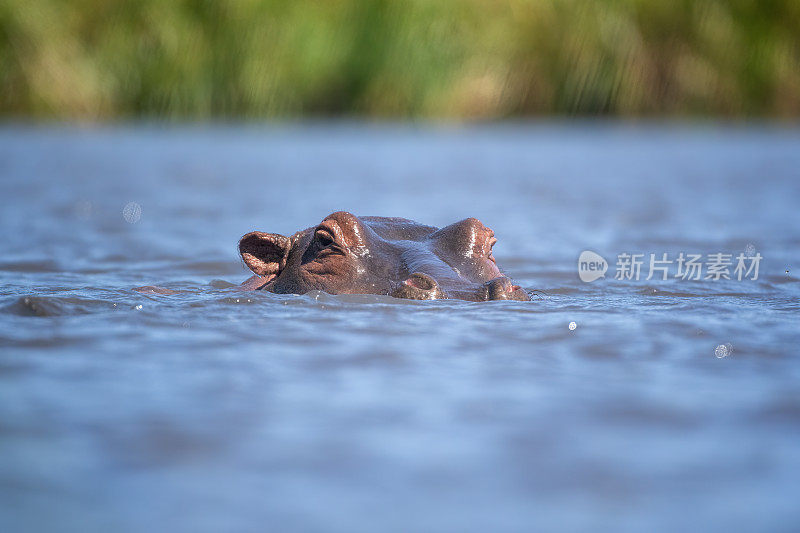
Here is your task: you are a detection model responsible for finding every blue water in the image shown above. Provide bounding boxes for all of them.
[1,123,799,532]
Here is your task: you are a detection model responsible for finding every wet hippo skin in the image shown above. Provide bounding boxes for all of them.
[239,212,530,301]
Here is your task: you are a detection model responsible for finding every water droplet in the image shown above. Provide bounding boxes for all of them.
[568,321,577,331]
[123,202,142,224]
[714,343,732,358]
[133,304,143,310]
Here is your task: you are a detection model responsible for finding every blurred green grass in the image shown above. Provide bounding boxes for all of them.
[1,0,798,119]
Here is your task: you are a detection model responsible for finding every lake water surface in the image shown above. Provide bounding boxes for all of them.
[1,124,799,532]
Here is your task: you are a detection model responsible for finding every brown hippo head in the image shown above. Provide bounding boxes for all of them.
[239,212,529,301]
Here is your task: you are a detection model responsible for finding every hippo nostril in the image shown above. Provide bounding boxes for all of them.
[392,272,446,300]
[405,273,436,291]
[481,276,530,301]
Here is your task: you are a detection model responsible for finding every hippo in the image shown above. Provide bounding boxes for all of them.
[238,212,529,301]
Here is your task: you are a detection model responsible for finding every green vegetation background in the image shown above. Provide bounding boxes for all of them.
[1,0,798,119]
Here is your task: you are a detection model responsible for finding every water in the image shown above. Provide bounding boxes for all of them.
[1,123,799,532]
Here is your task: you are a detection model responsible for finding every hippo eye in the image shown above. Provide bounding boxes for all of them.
[315,229,335,247]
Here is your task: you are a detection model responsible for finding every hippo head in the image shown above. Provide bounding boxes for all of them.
[239,212,529,301]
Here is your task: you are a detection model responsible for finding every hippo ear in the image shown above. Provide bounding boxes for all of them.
[239,231,291,278]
